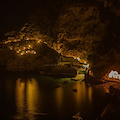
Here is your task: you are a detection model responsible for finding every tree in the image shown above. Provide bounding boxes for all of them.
[54,5,106,61]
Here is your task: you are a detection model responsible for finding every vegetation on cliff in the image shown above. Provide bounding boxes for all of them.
[1,0,120,78]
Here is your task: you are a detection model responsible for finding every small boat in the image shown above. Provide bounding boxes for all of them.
[72,112,83,120]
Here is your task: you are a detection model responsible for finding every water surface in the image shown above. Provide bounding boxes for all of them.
[0,71,107,120]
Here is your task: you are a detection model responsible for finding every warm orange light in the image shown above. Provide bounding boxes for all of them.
[37,40,41,43]
[34,51,36,54]
[16,51,19,53]
[20,53,24,55]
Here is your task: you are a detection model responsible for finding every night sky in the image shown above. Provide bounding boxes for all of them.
[0,0,40,40]
[0,0,97,40]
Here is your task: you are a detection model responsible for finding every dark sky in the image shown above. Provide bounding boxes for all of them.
[0,0,66,40]
[0,0,39,40]
[0,0,102,40]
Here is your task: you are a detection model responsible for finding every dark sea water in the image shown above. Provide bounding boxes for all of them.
[0,71,108,120]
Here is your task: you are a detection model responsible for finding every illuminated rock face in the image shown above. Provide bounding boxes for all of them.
[109,70,120,79]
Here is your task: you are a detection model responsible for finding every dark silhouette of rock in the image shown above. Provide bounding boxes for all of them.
[63,80,69,84]
[73,89,77,92]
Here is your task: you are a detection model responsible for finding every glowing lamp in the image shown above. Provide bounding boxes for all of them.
[77,57,80,61]
[86,64,89,68]
[37,41,40,43]
[21,53,24,55]
[109,70,120,79]
[109,70,113,78]
[34,51,36,54]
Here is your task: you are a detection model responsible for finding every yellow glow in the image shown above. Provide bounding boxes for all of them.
[26,78,40,112]
[20,53,24,55]
[55,86,63,109]
[73,82,93,107]
[73,57,76,59]
[37,40,41,43]
[16,51,19,53]
[15,79,25,115]
[15,78,41,119]
[27,50,30,53]
[84,61,87,64]
[28,45,31,47]
[88,87,92,103]
[34,51,36,54]
[57,50,61,53]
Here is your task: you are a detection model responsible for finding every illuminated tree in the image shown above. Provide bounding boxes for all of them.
[54,5,106,61]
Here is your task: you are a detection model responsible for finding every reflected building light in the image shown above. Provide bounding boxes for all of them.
[81,82,87,101]
[15,78,41,120]
[88,87,92,103]
[55,86,63,109]
[74,82,82,106]
[15,79,25,117]
[26,78,41,113]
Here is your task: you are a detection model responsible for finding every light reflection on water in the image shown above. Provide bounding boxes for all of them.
[14,76,93,120]
[55,86,63,110]
[0,72,105,120]
[73,81,93,108]
[15,78,41,120]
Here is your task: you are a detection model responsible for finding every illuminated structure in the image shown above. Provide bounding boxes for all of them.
[109,70,120,79]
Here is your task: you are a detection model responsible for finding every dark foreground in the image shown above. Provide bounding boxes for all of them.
[0,71,108,120]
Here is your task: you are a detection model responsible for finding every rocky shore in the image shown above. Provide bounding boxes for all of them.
[0,46,77,77]
[84,67,120,120]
